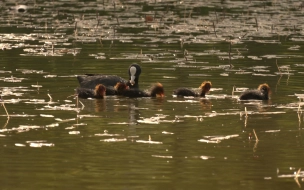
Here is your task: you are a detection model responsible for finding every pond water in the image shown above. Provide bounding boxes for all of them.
[1,0,304,189]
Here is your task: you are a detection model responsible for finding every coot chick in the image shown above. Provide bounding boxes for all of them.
[77,63,141,90]
[239,83,270,100]
[76,84,106,99]
[173,81,212,97]
[114,82,164,98]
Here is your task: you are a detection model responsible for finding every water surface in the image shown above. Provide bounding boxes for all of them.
[1,0,304,189]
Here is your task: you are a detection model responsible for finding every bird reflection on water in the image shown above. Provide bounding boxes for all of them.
[199,99,212,110]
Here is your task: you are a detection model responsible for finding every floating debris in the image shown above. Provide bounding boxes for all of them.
[278,170,304,178]
[77,115,100,118]
[69,131,80,135]
[40,104,79,111]
[0,70,12,74]
[207,134,239,141]
[136,139,163,144]
[95,132,121,137]
[200,156,215,160]
[235,71,252,75]
[168,99,200,103]
[0,114,36,118]
[73,123,87,126]
[25,99,48,104]
[29,143,55,148]
[108,122,133,125]
[264,130,280,133]
[54,118,76,122]
[40,114,54,118]
[162,131,174,135]
[247,56,262,60]
[0,124,43,133]
[65,126,75,130]
[136,135,162,144]
[31,84,43,88]
[288,45,301,51]
[16,69,44,74]
[137,115,169,124]
[1,76,26,83]
[152,155,173,159]
[175,115,204,119]
[189,74,212,77]
[252,73,276,76]
[15,143,26,147]
[199,134,239,144]
[100,138,127,142]
[205,111,239,117]
[137,118,159,124]
[44,75,57,78]
[198,139,220,143]
[46,123,60,128]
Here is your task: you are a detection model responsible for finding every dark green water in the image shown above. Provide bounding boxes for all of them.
[0,0,304,189]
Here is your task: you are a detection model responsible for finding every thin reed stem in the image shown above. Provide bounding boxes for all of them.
[213,21,217,37]
[255,17,258,31]
[2,103,10,118]
[79,100,84,110]
[48,94,53,102]
[229,41,231,64]
[253,129,259,141]
[276,59,281,74]
[295,168,301,179]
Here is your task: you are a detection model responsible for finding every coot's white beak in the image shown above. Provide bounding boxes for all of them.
[130,76,135,85]
[129,66,137,85]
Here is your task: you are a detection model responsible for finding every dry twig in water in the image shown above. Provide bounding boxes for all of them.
[1,102,10,118]
[79,100,84,110]
[295,168,301,179]
[48,94,53,102]
[276,59,281,74]
[294,168,301,188]
[253,129,259,141]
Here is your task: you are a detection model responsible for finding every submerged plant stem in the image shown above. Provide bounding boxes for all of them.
[2,103,9,118]
[253,129,259,141]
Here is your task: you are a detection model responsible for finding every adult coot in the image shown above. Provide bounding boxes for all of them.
[77,63,141,91]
